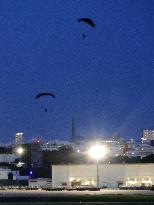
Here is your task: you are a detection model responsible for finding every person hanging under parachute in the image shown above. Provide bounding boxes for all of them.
[35,92,55,112]
[78,18,96,39]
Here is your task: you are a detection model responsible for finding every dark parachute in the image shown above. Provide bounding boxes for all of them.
[35,92,55,112]
[78,18,95,39]
[78,18,95,27]
[35,92,55,99]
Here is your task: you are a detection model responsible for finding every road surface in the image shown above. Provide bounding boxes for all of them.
[0,188,153,197]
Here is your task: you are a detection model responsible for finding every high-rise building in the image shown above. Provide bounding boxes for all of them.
[15,133,23,146]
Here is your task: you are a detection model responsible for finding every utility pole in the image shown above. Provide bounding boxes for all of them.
[71,118,75,142]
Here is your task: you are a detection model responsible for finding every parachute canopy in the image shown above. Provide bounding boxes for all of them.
[35,92,55,112]
[35,92,55,99]
[78,18,95,27]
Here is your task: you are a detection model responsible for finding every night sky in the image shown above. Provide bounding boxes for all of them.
[0,0,153,143]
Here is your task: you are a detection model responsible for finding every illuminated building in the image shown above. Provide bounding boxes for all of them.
[15,132,23,146]
[52,164,154,188]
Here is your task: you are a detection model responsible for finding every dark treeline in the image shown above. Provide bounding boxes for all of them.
[1,144,154,166]
[0,146,12,154]
[43,147,154,165]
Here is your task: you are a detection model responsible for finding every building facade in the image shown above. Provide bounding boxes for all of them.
[52,164,154,188]
[15,133,23,146]
[0,168,19,180]
[0,154,16,163]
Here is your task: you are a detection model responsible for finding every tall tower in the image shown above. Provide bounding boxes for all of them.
[15,132,23,146]
[71,118,75,142]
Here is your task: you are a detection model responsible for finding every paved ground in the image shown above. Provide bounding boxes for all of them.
[0,203,154,205]
[0,189,153,197]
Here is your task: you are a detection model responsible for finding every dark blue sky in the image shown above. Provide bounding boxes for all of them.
[0,0,153,143]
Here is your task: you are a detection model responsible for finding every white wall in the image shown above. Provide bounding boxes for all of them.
[0,169,9,179]
[70,165,96,178]
[52,165,69,188]
[0,154,16,163]
[0,168,18,180]
[98,164,125,188]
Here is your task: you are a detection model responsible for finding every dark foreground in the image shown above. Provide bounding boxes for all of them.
[0,189,154,204]
[0,203,154,205]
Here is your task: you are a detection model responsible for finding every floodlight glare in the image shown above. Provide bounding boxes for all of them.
[89,144,107,160]
[17,147,24,155]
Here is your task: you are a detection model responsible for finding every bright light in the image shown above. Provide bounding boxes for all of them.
[16,147,24,155]
[16,162,25,167]
[69,177,74,182]
[88,144,107,160]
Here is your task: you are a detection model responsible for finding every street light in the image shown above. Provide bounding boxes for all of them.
[88,144,107,188]
[89,144,107,160]
[16,147,24,155]
[29,171,33,179]
[16,147,24,168]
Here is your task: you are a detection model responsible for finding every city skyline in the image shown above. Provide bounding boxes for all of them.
[0,0,153,142]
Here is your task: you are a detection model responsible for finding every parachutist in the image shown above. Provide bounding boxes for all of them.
[35,92,55,112]
[78,18,95,38]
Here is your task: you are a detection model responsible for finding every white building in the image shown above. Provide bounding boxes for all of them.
[52,164,154,188]
[0,154,16,163]
[0,168,19,180]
